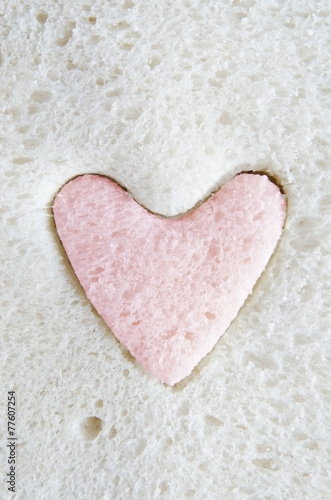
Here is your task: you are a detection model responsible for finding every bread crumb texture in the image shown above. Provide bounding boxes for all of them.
[1,0,330,499]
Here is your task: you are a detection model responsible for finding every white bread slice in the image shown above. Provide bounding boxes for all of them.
[1,1,330,498]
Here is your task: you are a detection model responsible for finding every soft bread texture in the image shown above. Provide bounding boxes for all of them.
[53,173,286,385]
[1,0,330,498]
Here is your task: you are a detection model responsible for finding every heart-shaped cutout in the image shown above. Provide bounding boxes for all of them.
[53,173,286,385]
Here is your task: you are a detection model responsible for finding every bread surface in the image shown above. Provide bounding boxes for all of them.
[1,0,330,498]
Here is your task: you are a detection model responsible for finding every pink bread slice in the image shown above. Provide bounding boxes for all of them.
[53,173,286,385]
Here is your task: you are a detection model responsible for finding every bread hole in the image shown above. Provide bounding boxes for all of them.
[164,436,173,448]
[18,125,28,136]
[27,105,38,116]
[236,12,247,19]
[6,217,17,227]
[185,490,197,498]
[148,55,161,69]
[79,416,102,441]
[123,0,135,8]
[276,88,288,98]
[117,20,130,30]
[215,69,227,79]
[316,159,328,171]
[125,108,142,120]
[205,312,216,320]
[199,462,208,471]
[13,157,33,164]
[123,368,130,377]
[219,111,233,125]
[293,431,308,442]
[110,65,123,80]
[120,310,130,318]
[245,353,279,371]
[121,42,134,51]
[207,240,219,258]
[135,438,147,456]
[204,414,224,428]
[208,77,222,88]
[94,399,103,408]
[30,90,52,104]
[252,458,280,471]
[125,29,141,39]
[66,60,76,70]
[88,35,100,46]
[256,443,272,453]
[88,16,96,24]
[107,88,122,97]
[57,22,76,47]
[93,266,104,274]
[185,332,195,341]
[304,441,319,451]
[96,78,104,86]
[109,426,117,439]
[179,401,190,416]
[195,114,204,126]
[36,12,48,24]
[290,236,319,251]
[159,481,169,494]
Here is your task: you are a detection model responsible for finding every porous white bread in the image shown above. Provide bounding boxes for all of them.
[1,0,330,499]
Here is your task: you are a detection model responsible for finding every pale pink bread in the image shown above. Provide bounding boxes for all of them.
[53,173,286,385]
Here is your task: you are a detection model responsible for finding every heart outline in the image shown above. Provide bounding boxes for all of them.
[52,171,287,385]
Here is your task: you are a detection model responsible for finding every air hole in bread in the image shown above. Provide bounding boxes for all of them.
[36,12,48,24]
[94,399,103,408]
[117,21,130,30]
[205,312,216,320]
[30,90,52,104]
[204,414,224,428]
[123,0,135,8]
[121,42,134,51]
[79,416,102,441]
[253,458,280,471]
[135,438,147,456]
[148,55,161,69]
[107,88,122,97]
[13,157,33,165]
[109,426,117,440]
[88,16,96,24]
[159,481,169,494]
[56,22,76,47]
[195,114,204,126]
[219,111,233,125]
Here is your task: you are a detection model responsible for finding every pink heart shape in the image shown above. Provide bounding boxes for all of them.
[53,173,286,385]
